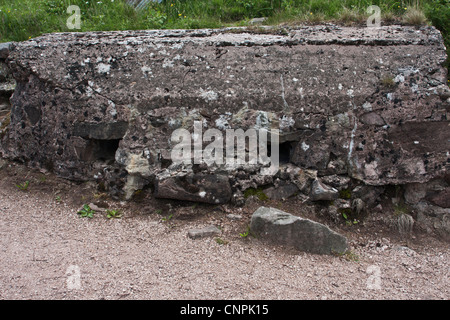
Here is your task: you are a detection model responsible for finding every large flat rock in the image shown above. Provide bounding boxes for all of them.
[250,206,348,255]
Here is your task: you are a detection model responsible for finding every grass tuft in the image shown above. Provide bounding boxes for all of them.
[402,8,428,25]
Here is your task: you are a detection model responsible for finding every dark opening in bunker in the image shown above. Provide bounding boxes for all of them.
[79,139,121,162]
[267,141,296,165]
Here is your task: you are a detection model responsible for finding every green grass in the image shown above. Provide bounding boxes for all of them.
[15,180,30,191]
[243,187,268,201]
[0,0,448,73]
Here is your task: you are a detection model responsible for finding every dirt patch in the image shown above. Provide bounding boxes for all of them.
[0,160,448,300]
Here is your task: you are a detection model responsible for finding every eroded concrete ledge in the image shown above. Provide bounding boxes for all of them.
[0,25,449,216]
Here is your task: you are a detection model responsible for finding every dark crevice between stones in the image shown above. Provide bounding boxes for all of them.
[267,140,297,165]
[79,138,121,163]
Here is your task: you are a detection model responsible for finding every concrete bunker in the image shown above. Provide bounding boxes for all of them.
[0,26,449,238]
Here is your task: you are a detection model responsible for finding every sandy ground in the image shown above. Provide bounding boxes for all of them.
[0,160,448,300]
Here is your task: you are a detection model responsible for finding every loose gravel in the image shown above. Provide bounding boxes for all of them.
[0,161,448,300]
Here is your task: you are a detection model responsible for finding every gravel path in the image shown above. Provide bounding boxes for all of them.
[0,161,448,300]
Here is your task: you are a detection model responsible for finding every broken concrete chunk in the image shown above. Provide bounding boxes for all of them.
[188,225,221,239]
[0,42,12,60]
[360,112,386,126]
[320,175,351,190]
[264,182,298,200]
[426,189,450,208]
[226,214,243,220]
[250,207,348,255]
[310,179,339,201]
[249,17,268,25]
[155,173,232,204]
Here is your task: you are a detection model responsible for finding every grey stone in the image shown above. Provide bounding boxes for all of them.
[425,188,450,208]
[360,112,386,126]
[231,189,245,207]
[351,198,366,216]
[0,103,9,112]
[404,183,427,205]
[226,214,243,220]
[320,175,351,190]
[249,17,268,25]
[123,174,148,200]
[0,42,11,60]
[435,84,450,100]
[264,182,298,200]
[404,179,448,207]
[352,185,384,208]
[88,203,106,212]
[334,198,351,209]
[155,173,232,204]
[250,206,348,255]
[310,179,339,201]
[392,245,417,256]
[0,82,15,96]
[282,166,317,194]
[188,225,221,239]
[415,201,450,241]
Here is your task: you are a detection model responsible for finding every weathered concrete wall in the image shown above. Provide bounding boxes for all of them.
[0,43,14,139]
[1,25,449,229]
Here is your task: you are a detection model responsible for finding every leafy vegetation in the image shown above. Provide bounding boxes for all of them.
[243,187,268,201]
[161,213,173,222]
[239,225,256,238]
[215,237,229,245]
[393,202,410,217]
[106,209,122,219]
[337,249,360,262]
[340,208,360,226]
[15,180,30,191]
[338,189,352,200]
[77,203,95,218]
[380,75,397,88]
[239,225,251,238]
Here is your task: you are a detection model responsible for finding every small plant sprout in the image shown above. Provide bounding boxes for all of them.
[77,204,95,218]
[106,209,122,219]
[342,250,360,262]
[161,213,173,222]
[15,180,30,191]
[239,226,253,238]
[215,237,229,245]
[342,210,359,226]
[55,195,62,203]
[380,75,396,88]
